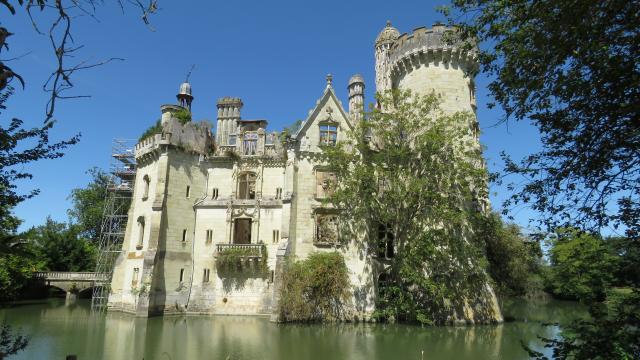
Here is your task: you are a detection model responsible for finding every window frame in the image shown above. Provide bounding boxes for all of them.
[319,122,338,146]
[237,172,257,200]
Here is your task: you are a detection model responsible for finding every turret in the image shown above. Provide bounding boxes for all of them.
[347,74,365,121]
[177,82,194,111]
[374,21,400,96]
[216,97,243,145]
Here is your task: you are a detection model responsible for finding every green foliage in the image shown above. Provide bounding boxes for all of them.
[279,119,302,141]
[442,0,639,237]
[138,119,162,142]
[322,89,497,325]
[479,213,543,297]
[0,243,43,302]
[278,252,351,322]
[67,167,114,241]
[216,246,267,274]
[0,324,28,359]
[546,229,616,302]
[174,108,192,124]
[23,218,97,272]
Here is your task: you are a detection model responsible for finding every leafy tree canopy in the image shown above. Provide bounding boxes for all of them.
[67,167,110,241]
[322,90,499,325]
[442,0,639,237]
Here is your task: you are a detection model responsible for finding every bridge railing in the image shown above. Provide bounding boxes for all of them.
[33,271,109,282]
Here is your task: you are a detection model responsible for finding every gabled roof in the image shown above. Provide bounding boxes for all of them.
[294,80,353,140]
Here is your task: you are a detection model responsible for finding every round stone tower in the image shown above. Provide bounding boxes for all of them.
[375,22,478,115]
[374,21,400,96]
[347,74,365,121]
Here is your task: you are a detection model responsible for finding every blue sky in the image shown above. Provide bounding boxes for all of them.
[5,0,544,232]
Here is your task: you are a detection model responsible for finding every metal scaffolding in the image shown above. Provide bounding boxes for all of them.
[91,139,136,311]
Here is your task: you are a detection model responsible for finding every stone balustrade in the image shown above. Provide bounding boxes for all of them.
[215,243,264,257]
[33,271,109,282]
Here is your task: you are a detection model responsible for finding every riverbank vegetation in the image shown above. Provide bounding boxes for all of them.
[278,252,350,322]
[0,169,113,302]
[444,0,639,357]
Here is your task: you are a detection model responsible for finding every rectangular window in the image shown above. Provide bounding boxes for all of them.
[212,188,219,200]
[206,229,213,244]
[132,267,140,287]
[319,124,337,146]
[182,229,187,242]
[179,268,185,283]
[377,223,395,259]
[315,213,339,245]
[186,186,191,198]
[272,229,280,244]
[315,170,337,198]
[203,268,210,283]
[237,173,257,200]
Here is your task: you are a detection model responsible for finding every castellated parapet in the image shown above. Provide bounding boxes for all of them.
[375,23,478,113]
[136,104,214,159]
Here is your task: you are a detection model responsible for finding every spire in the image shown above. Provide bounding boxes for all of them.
[326,73,333,89]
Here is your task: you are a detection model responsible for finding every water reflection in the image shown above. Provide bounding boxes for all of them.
[0,298,585,360]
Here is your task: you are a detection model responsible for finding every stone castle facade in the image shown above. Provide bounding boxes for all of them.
[107,22,502,322]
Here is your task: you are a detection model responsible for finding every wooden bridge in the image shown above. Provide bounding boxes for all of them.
[33,271,109,299]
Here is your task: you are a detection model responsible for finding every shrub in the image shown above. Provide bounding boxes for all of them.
[278,252,351,322]
[138,120,162,142]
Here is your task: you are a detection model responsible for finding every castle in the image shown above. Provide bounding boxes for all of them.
[106,22,502,322]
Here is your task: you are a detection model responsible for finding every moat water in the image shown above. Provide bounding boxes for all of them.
[0,298,583,359]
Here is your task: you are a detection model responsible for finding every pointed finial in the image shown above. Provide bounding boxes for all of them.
[386,20,392,27]
[326,73,333,88]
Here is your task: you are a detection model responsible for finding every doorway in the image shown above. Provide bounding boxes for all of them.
[233,219,252,244]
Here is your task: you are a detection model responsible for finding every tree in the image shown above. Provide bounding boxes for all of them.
[24,218,97,272]
[442,0,639,236]
[546,229,615,302]
[479,213,543,297]
[322,89,499,325]
[442,1,639,356]
[68,167,111,241]
[0,1,157,236]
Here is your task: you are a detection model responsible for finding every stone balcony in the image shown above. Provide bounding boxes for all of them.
[215,243,264,258]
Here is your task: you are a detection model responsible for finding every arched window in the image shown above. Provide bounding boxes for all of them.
[136,217,145,250]
[142,175,150,200]
[237,172,257,200]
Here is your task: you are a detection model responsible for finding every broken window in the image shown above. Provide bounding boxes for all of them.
[243,132,258,155]
[237,172,257,200]
[315,170,337,199]
[376,223,395,259]
[319,124,338,146]
[315,213,339,245]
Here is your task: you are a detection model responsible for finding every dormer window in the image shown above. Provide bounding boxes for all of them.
[319,123,337,146]
[243,132,258,155]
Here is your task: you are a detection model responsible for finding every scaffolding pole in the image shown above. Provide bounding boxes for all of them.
[91,139,136,311]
